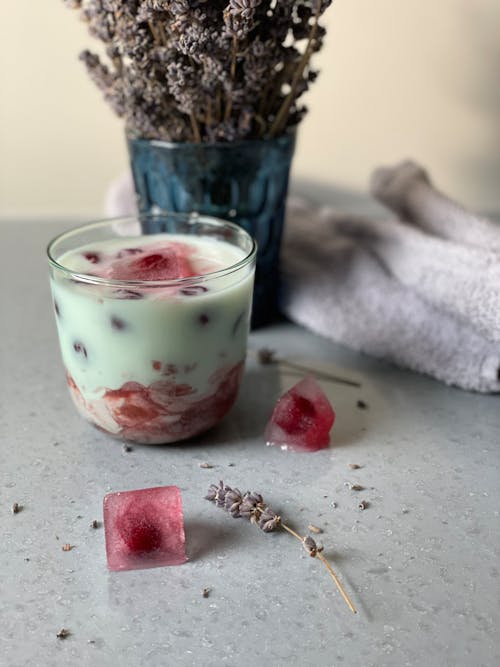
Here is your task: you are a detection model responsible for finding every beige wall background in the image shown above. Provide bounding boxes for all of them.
[1,0,499,218]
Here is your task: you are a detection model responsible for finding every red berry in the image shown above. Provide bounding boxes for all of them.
[231,311,244,336]
[117,511,162,554]
[83,251,100,264]
[274,394,316,435]
[117,248,143,257]
[180,285,208,296]
[111,315,127,330]
[113,289,144,300]
[73,341,88,359]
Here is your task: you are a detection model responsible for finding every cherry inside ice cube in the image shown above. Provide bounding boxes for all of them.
[117,513,162,553]
[264,376,335,452]
[108,245,194,281]
[103,486,187,571]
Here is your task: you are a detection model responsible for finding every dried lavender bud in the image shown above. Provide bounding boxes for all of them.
[229,0,260,20]
[215,484,229,508]
[257,347,276,365]
[238,492,262,520]
[79,50,125,118]
[165,60,204,115]
[345,483,364,492]
[224,487,244,517]
[243,490,264,512]
[237,106,253,136]
[205,480,227,507]
[207,119,238,143]
[137,0,170,22]
[259,507,281,532]
[302,535,318,557]
[308,524,322,534]
[205,483,219,502]
[245,491,263,505]
[142,0,171,10]
[224,0,262,38]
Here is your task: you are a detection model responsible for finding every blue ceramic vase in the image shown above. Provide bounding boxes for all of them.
[127,131,296,327]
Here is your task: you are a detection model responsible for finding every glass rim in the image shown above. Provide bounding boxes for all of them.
[47,212,257,289]
[126,126,297,151]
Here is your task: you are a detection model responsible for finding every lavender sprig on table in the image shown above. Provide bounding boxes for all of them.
[63,0,332,142]
[256,347,361,388]
[206,481,357,613]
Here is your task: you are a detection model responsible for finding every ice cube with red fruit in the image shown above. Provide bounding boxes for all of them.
[108,244,194,281]
[103,486,187,571]
[264,376,335,452]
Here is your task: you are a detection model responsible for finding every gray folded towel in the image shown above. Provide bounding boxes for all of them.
[281,161,500,393]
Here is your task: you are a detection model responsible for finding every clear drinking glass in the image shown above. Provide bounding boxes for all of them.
[47,213,256,444]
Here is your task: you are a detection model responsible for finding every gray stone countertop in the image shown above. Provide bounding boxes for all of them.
[0,220,499,667]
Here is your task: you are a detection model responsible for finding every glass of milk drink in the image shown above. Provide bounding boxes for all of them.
[47,213,256,444]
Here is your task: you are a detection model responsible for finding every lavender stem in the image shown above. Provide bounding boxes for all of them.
[281,522,357,614]
[280,362,361,388]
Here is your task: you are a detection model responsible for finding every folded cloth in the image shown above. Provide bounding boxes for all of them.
[371,161,500,251]
[281,162,500,393]
[105,171,136,218]
[329,212,500,345]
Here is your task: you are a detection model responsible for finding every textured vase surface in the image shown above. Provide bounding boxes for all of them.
[127,132,296,327]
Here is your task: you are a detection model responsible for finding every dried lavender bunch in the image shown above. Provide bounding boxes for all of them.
[63,0,333,142]
[206,481,357,613]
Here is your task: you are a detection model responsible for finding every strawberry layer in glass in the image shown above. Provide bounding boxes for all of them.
[49,220,255,444]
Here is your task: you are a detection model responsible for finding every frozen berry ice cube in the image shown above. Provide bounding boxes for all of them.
[264,377,335,452]
[108,245,194,281]
[103,486,187,571]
